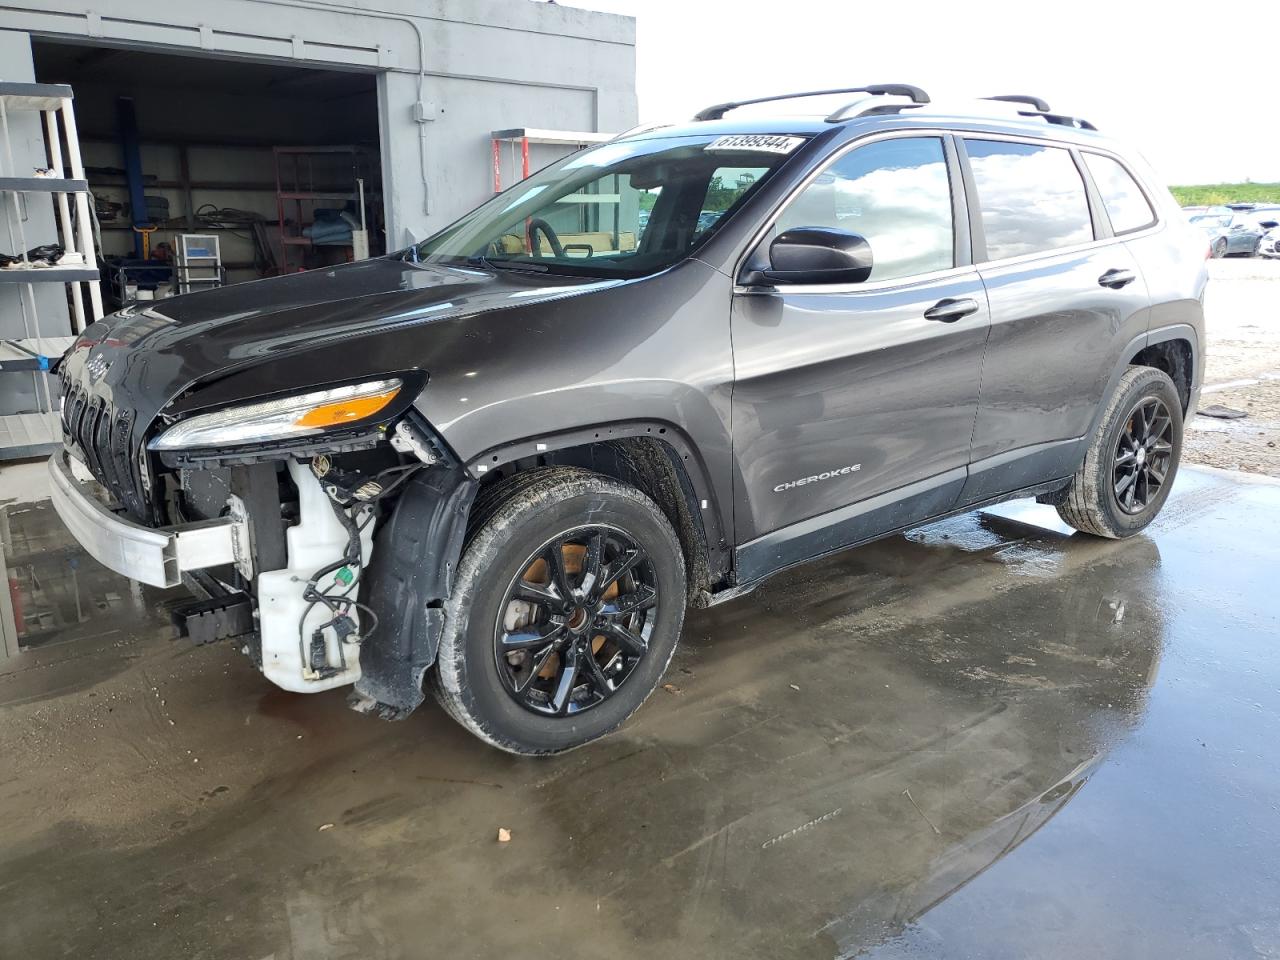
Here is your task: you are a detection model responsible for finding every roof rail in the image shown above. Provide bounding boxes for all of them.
[981,94,1097,130]
[609,121,672,142]
[1028,111,1098,131]
[693,84,929,122]
[825,95,922,123]
[984,94,1051,112]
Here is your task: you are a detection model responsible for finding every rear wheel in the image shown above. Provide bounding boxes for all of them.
[431,468,686,755]
[1056,366,1183,538]
[1212,237,1227,259]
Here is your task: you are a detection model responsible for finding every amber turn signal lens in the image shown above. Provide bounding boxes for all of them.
[294,388,399,428]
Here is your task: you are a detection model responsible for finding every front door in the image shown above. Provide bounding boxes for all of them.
[730,135,989,577]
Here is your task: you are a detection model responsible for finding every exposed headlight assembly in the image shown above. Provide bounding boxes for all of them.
[151,378,403,451]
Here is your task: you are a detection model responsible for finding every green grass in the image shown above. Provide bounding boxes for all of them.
[1170,183,1280,207]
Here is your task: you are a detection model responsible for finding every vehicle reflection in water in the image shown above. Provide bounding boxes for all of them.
[650,512,1167,959]
[825,754,1099,955]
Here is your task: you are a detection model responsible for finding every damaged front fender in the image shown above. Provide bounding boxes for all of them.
[350,463,478,719]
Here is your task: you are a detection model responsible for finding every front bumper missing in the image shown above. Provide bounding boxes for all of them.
[47,451,248,589]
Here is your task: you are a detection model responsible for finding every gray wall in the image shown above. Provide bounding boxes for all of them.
[0,29,69,413]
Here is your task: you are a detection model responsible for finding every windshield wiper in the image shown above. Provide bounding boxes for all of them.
[467,255,549,274]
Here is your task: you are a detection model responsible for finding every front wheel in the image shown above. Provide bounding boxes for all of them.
[431,468,686,755]
[1055,366,1184,539]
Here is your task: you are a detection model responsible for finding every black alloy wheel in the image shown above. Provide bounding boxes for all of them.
[1113,396,1175,514]
[1055,365,1183,539]
[494,526,659,716]
[429,467,686,754]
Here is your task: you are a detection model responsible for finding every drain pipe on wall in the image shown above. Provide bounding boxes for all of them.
[254,0,432,217]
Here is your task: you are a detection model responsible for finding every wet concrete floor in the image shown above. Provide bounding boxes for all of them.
[1,465,1277,959]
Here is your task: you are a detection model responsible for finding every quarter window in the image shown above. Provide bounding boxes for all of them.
[964,140,1093,260]
[774,137,953,282]
[1084,153,1155,234]
[697,167,768,238]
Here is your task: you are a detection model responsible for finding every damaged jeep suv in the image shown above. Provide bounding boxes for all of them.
[51,86,1207,754]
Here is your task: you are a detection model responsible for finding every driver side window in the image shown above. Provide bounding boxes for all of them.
[775,137,954,282]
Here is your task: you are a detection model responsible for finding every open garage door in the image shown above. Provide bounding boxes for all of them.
[32,42,384,307]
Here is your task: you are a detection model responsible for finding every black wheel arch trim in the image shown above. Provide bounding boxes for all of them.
[350,461,479,719]
[1089,324,1200,441]
[463,419,730,592]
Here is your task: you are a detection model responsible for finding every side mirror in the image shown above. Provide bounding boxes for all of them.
[747,227,874,286]
[1259,221,1279,230]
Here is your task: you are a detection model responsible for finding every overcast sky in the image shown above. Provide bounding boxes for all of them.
[564,0,1279,185]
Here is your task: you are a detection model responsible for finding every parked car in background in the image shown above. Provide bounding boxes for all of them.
[1189,213,1233,258]
[1190,210,1269,257]
[1257,221,1280,259]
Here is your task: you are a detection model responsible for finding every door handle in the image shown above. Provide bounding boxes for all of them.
[923,297,980,323]
[1098,268,1137,289]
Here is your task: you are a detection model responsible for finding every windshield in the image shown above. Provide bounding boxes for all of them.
[1190,215,1231,229]
[413,133,804,278]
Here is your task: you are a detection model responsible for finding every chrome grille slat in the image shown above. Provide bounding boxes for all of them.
[58,371,152,522]
[80,400,106,479]
[96,407,124,500]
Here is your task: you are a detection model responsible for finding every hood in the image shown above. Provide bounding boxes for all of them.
[60,256,616,427]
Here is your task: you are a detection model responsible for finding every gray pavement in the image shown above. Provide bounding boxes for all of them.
[0,466,1277,959]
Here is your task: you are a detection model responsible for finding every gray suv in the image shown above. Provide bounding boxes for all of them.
[50,85,1207,754]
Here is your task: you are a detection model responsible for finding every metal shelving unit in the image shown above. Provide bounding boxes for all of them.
[0,82,103,459]
[274,145,378,273]
[0,334,73,457]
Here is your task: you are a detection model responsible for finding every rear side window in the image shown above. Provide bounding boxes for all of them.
[964,140,1093,260]
[775,136,953,281]
[1084,153,1155,234]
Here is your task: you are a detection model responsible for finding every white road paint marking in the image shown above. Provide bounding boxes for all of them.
[1202,371,1280,394]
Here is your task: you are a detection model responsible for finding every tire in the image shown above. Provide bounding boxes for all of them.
[1056,366,1183,539]
[1212,237,1227,259]
[430,467,686,755]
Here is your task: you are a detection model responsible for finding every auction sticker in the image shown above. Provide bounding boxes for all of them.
[705,134,806,155]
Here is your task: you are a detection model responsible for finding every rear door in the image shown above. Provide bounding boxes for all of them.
[730,134,990,571]
[959,137,1152,502]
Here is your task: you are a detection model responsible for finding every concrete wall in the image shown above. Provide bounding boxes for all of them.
[0,0,639,243]
[0,29,70,413]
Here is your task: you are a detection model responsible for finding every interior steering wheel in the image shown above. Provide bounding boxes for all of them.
[527,218,564,258]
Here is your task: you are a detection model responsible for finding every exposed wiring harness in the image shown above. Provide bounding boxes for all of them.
[295,461,427,678]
